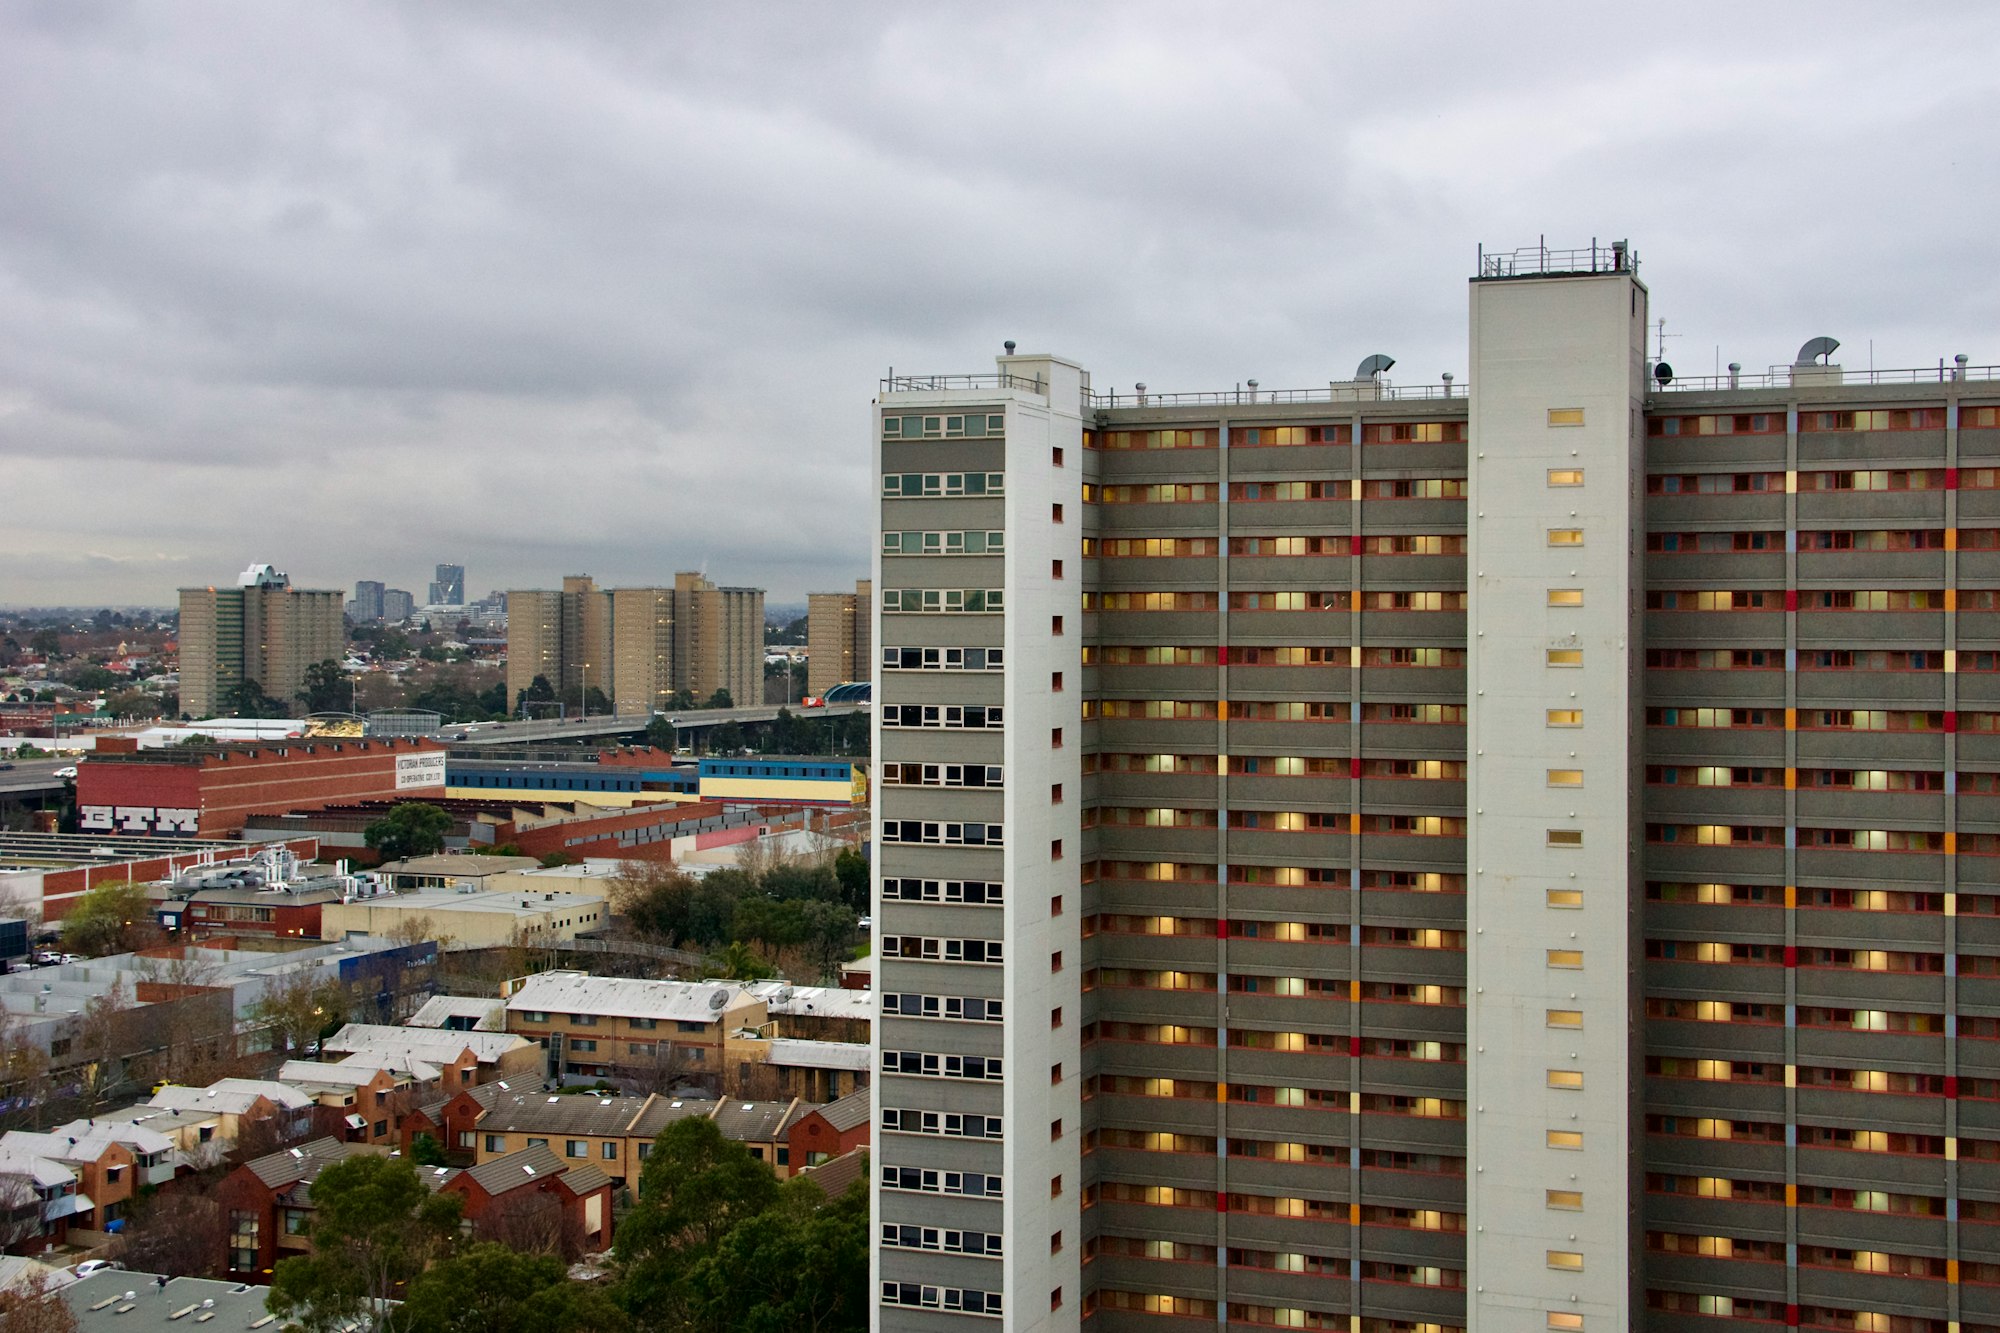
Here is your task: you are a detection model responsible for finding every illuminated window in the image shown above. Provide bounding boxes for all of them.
[1547,769,1583,786]
[1548,589,1584,607]
[1548,1070,1584,1090]
[1547,829,1583,847]
[1546,1190,1583,1210]
[1547,1009,1582,1028]
[1547,649,1583,667]
[1548,469,1585,486]
[1547,889,1584,908]
[1549,1314,1585,1332]
[1547,709,1583,726]
[1548,528,1584,546]
[1547,1130,1583,1150]
[1547,1250,1584,1270]
[1548,408,1586,427]
[1547,950,1583,968]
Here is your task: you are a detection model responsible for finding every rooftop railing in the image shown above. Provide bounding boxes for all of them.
[1477,238,1636,279]
[880,372,1046,395]
[1657,363,2000,392]
[1083,381,1461,410]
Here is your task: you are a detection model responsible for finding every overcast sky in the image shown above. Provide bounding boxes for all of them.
[3,3,1996,608]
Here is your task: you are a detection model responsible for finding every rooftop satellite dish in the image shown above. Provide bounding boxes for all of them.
[1653,362,1674,386]
[708,991,728,1010]
[1796,336,1841,365]
[1355,354,1396,379]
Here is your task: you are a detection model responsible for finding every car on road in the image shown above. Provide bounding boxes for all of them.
[54,765,77,779]
[0,762,13,772]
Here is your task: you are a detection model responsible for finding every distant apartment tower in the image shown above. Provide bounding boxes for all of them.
[808,580,873,696]
[178,564,344,719]
[610,587,676,717]
[675,572,765,706]
[505,576,610,711]
[429,563,466,606]
[350,580,385,622]
[381,588,415,623]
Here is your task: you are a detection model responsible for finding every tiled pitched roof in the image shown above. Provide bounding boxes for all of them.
[241,1137,362,1189]
[475,1091,643,1138]
[810,1087,872,1134]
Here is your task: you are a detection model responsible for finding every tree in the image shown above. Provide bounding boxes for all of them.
[0,1267,80,1333]
[364,802,453,862]
[222,677,288,719]
[119,1189,230,1278]
[583,686,613,716]
[644,715,678,750]
[615,1118,781,1321]
[680,1175,868,1333]
[710,940,775,982]
[250,968,347,1055]
[704,689,734,710]
[28,629,61,660]
[104,687,162,718]
[516,674,556,715]
[409,1133,447,1167]
[708,721,745,754]
[266,1155,462,1333]
[400,1243,628,1333]
[832,847,867,912]
[65,665,120,693]
[300,659,350,713]
[62,880,156,956]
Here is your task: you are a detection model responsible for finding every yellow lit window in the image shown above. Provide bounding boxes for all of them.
[1549,1313,1585,1331]
[1548,528,1584,546]
[1547,649,1583,666]
[1546,889,1584,908]
[1546,1190,1583,1210]
[1547,829,1583,847]
[1695,1177,1732,1198]
[1547,1130,1583,1150]
[1546,1250,1584,1271]
[1548,589,1584,607]
[1548,408,1586,427]
[1547,949,1583,968]
[1547,769,1583,786]
[1546,1009,1583,1028]
[1546,708,1583,726]
[1548,469,1584,486]
[1547,1070,1584,1090]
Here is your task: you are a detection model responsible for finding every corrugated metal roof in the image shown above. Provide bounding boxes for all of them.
[504,971,756,1023]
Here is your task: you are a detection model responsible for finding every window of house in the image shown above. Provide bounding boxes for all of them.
[528,1138,548,1149]
[567,1141,587,1158]
[485,1134,504,1153]
[602,1142,618,1159]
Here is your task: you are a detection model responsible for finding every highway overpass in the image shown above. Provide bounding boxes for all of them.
[445,703,865,746]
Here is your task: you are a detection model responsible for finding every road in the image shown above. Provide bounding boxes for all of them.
[0,758,70,799]
[444,703,864,746]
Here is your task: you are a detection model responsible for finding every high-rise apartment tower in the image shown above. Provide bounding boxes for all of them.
[871,240,2000,1332]
[809,579,874,696]
[178,563,343,719]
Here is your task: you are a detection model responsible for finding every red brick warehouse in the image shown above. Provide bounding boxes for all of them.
[76,737,448,838]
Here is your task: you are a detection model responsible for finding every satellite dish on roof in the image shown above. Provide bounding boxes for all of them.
[708,991,728,1011]
[1355,354,1396,379]
[1796,336,1841,365]
[1653,362,1674,386]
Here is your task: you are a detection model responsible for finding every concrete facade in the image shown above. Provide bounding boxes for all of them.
[810,580,874,696]
[871,242,2000,1331]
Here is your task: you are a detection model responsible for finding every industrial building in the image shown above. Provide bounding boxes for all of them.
[177,563,344,719]
[74,735,447,838]
[871,240,2000,1330]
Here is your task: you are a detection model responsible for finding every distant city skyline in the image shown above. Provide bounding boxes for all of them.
[2,5,1995,606]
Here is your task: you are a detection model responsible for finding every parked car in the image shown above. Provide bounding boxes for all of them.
[72,1260,123,1278]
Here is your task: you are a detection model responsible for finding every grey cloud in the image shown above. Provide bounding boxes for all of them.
[1,1,1997,605]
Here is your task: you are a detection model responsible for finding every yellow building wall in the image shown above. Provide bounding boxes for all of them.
[443,787,696,808]
[697,776,859,806]
[318,900,606,946]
